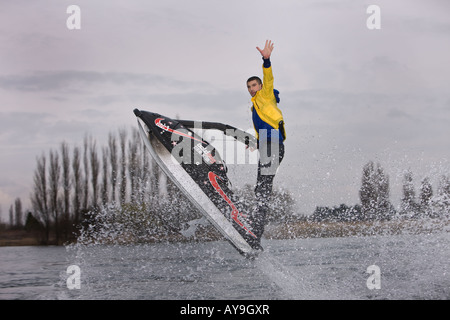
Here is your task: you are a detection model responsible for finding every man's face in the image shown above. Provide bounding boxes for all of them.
[247,80,262,97]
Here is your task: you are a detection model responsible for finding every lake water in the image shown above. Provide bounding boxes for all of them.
[0,232,449,300]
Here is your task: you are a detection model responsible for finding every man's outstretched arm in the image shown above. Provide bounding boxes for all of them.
[257,40,275,98]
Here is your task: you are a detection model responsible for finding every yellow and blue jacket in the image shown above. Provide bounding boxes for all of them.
[251,58,286,144]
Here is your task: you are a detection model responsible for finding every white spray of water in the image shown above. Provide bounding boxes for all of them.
[253,252,306,299]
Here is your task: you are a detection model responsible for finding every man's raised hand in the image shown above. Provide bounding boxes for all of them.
[256,40,274,59]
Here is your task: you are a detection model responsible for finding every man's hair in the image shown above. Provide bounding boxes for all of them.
[247,76,262,85]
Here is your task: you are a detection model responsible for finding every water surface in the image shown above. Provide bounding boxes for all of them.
[0,232,448,300]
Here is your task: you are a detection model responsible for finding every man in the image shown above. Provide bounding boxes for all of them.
[247,40,286,240]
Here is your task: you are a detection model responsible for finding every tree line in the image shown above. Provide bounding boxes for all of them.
[3,126,297,244]
[4,129,449,243]
[3,128,161,243]
[310,161,450,222]
[24,127,207,244]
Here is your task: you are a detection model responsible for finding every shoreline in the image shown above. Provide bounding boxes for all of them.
[1,218,448,247]
[0,230,43,247]
[265,218,450,239]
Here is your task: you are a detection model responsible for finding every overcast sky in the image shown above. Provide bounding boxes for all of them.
[1,0,450,220]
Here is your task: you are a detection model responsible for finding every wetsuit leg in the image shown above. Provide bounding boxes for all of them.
[252,142,285,240]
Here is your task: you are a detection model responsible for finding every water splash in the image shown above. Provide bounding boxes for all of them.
[253,252,305,299]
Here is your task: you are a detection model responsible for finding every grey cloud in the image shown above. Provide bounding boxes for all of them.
[0,70,206,93]
[386,108,413,120]
[0,111,92,148]
[396,15,450,35]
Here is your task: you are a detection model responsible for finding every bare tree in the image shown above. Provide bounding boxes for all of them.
[48,149,61,244]
[61,142,71,239]
[82,135,90,210]
[119,128,127,205]
[128,128,140,203]
[31,154,50,243]
[359,161,392,220]
[138,136,150,204]
[148,158,158,200]
[101,146,109,206]
[400,169,417,217]
[72,146,82,225]
[420,177,433,216]
[9,204,14,228]
[108,132,118,204]
[90,138,100,208]
[437,175,450,200]
[374,163,392,220]
[435,175,450,217]
[14,197,23,228]
[360,161,376,219]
